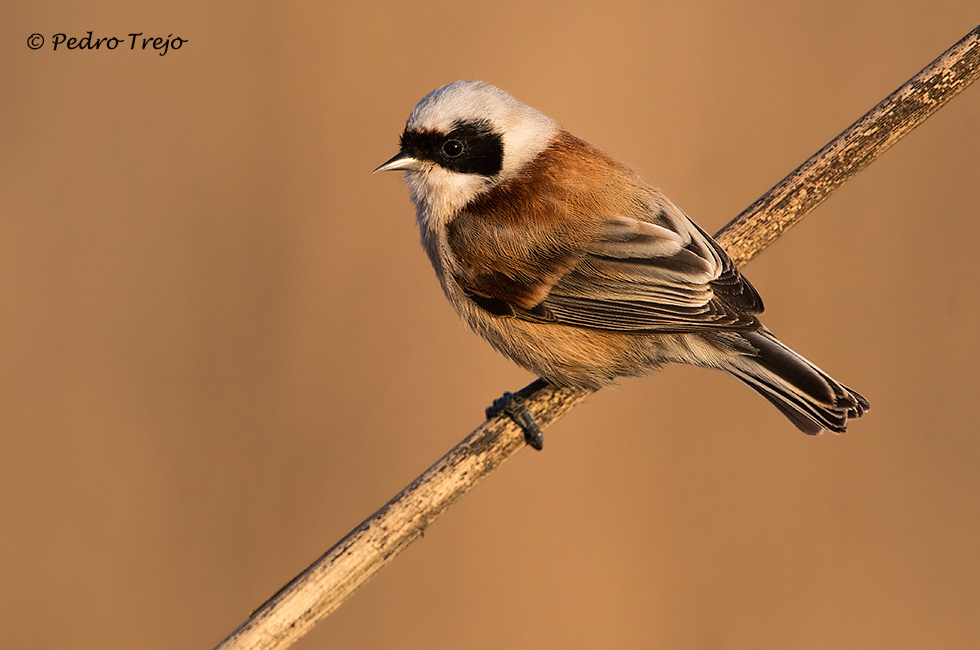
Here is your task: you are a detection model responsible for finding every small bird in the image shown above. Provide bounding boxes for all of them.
[376,80,867,447]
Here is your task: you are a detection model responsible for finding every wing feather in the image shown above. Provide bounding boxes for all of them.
[513,202,763,333]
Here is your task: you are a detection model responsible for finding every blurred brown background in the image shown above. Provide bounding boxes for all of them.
[2,2,978,649]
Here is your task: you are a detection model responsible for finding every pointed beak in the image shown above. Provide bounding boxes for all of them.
[373,151,422,174]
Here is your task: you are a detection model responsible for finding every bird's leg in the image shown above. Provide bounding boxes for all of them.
[487,392,544,450]
[485,379,550,450]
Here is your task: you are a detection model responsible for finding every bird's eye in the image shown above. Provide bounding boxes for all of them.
[442,139,464,157]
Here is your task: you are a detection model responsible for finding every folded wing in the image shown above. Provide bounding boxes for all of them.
[526,203,764,333]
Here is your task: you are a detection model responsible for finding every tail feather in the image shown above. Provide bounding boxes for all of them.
[727,330,869,435]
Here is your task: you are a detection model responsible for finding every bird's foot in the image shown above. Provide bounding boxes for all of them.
[486,390,545,450]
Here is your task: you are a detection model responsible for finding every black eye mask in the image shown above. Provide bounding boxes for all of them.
[400,118,504,178]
